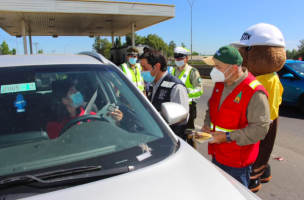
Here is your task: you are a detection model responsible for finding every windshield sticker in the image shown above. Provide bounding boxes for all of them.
[14,94,26,113]
[1,82,36,94]
[136,142,153,162]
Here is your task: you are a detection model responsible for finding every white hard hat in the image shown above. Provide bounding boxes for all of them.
[230,23,285,48]
[174,47,190,58]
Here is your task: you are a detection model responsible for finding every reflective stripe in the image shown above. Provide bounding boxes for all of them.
[188,87,202,94]
[210,122,235,132]
[161,81,175,88]
[249,80,261,90]
[121,63,133,81]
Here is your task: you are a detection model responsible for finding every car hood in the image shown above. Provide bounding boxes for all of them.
[23,139,260,200]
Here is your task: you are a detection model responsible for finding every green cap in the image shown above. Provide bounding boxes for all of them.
[203,45,243,66]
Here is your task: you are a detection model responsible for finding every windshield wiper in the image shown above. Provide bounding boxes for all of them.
[0,165,134,187]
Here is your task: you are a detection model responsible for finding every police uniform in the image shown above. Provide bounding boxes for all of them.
[147,71,189,140]
[173,47,203,145]
[119,47,145,93]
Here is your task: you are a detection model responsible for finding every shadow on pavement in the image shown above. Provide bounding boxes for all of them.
[279,105,304,119]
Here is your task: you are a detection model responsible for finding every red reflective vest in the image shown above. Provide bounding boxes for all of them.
[208,72,268,168]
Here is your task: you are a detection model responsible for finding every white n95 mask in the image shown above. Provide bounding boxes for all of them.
[210,66,233,82]
[175,60,185,68]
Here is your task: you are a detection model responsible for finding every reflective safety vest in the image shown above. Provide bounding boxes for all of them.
[208,72,268,168]
[121,63,145,93]
[172,65,203,103]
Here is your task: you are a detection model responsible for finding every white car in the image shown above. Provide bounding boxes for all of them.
[0,53,260,200]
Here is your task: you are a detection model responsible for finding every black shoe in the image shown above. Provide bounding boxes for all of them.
[261,164,272,183]
[249,177,261,192]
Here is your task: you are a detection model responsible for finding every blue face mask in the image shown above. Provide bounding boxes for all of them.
[69,91,84,107]
[129,57,137,65]
[141,67,158,83]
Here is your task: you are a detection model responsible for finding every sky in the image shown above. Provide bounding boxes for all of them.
[0,0,303,55]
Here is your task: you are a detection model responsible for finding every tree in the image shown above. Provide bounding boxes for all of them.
[93,37,112,59]
[169,40,176,50]
[124,33,144,46]
[191,51,199,56]
[115,36,122,48]
[181,42,186,48]
[37,49,44,54]
[0,41,16,55]
[297,39,304,52]
[286,50,292,59]
[11,48,16,55]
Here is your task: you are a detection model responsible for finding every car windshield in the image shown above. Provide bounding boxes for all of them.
[0,64,178,180]
[286,62,304,76]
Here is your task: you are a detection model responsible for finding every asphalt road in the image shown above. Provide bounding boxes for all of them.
[194,79,304,200]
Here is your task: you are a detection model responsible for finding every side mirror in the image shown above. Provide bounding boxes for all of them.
[282,73,294,79]
[161,102,188,125]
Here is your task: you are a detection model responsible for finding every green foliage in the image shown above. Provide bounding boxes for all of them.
[37,49,44,54]
[181,42,186,48]
[191,51,199,56]
[0,40,16,55]
[298,39,304,52]
[286,39,304,60]
[93,36,112,59]
[115,36,122,48]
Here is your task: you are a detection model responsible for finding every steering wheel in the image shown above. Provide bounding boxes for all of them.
[59,115,109,136]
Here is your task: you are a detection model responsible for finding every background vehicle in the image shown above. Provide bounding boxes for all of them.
[277,60,304,112]
[0,53,260,200]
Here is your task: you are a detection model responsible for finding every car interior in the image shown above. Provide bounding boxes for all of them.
[0,67,144,149]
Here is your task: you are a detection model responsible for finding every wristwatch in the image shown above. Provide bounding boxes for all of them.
[226,132,232,143]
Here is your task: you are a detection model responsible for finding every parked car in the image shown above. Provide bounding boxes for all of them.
[277,60,304,112]
[0,53,260,200]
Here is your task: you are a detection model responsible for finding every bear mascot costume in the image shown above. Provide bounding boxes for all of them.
[231,23,285,192]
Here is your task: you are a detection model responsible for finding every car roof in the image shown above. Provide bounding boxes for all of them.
[0,54,103,68]
[286,60,304,64]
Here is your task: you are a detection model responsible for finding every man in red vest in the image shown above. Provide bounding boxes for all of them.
[202,45,271,188]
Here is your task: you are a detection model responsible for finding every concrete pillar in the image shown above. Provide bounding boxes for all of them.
[29,31,33,54]
[131,22,135,47]
[111,32,114,48]
[21,20,28,55]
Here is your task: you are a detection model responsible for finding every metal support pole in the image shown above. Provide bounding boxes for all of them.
[187,0,196,65]
[29,31,33,54]
[64,44,69,54]
[111,32,114,48]
[33,43,39,53]
[131,23,135,47]
[21,20,28,55]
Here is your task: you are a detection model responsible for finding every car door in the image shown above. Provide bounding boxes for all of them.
[277,65,299,105]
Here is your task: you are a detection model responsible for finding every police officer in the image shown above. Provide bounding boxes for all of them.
[172,47,203,145]
[139,50,189,140]
[119,47,145,94]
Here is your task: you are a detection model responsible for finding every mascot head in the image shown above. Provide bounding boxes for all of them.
[231,23,286,76]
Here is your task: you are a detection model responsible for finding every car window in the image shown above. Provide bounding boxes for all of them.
[285,62,304,76]
[0,64,177,179]
[277,66,291,78]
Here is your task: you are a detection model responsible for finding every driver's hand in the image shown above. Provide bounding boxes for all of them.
[110,109,123,122]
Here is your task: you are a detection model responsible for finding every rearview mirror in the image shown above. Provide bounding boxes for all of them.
[282,73,294,79]
[161,102,188,125]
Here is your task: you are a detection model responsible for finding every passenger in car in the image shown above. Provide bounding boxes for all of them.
[46,80,123,139]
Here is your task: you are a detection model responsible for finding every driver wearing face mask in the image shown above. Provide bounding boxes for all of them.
[119,47,145,94]
[47,80,123,139]
[201,45,271,188]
